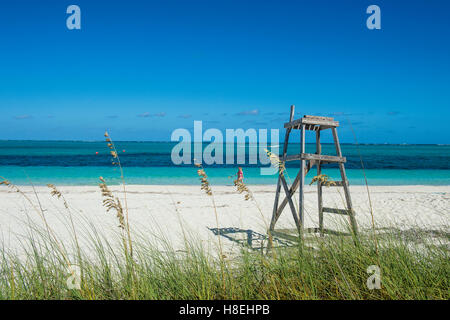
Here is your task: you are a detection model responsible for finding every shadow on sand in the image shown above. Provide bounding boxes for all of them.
[208,227,294,250]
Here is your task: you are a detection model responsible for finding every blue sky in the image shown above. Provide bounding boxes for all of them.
[0,0,449,143]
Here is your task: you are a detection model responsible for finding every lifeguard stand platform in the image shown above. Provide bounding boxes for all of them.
[269,105,358,241]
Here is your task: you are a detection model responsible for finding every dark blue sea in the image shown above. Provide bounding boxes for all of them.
[0,141,449,185]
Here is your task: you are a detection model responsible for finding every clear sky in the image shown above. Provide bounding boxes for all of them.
[0,0,449,143]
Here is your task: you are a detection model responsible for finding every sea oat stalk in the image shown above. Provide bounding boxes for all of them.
[194,161,226,292]
[104,131,133,258]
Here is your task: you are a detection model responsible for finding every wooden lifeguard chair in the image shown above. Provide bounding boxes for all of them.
[269,105,358,241]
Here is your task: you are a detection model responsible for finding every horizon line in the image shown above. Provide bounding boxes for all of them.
[0,139,447,146]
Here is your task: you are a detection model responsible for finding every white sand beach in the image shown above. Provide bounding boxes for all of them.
[0,184,448,255]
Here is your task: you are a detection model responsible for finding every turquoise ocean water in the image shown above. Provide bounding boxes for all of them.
[0,141,449,186]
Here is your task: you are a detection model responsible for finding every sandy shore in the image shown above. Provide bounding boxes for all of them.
[0,184,448,254]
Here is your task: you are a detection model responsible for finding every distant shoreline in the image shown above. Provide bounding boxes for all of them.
[0,139,448,146]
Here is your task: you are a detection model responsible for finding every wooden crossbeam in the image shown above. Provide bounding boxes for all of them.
[284,118,339,129]
[284,153,346,163]
[272,160,314,223]
[323,180,349,187]
[270,230,301,242]
[280,174,301,233]
[322,207,352,215]
[304,115,334,121]
[271,227,352,242]
[270,105,296,235]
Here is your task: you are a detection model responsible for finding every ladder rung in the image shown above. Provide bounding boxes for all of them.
[322,207,351,215]
[271,230,301,242]
[284,153,346,163]
[305,228,352,236]
[272,228,352,238]
[319,180,349,187]
[284,118,339,129]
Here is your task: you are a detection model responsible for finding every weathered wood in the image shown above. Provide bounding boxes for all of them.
[332,127,358,234]
[270,108,358,245]
[270,105,295,232]
[280,174,301,235]
[304,115,334,121]
[270,173,283,230]
[299,124,305,228]
[272,227,352,241]
[302,118,339,126]
[288,105,296,126]
[272,159,314,225]
[307,228,352,236]
[284,118,339,129]
[328,180,349,187]
[304,124,327,131]
[276,227,352,237]
[284,153,346,163]
[322,207,352,215]
[271,230,301,243]
[316,130,324,236]
[315,180,349,187]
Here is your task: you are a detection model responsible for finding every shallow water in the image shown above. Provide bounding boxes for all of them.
[0,141,449,185]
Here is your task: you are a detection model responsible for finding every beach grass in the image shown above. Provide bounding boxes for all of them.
[0,176,448,300]
[0,219,448,300]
